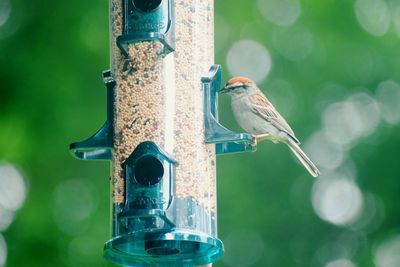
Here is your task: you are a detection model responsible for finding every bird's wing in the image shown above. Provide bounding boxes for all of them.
[249,92,300,144]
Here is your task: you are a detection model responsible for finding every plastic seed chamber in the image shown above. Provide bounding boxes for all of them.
[70,0,256,266]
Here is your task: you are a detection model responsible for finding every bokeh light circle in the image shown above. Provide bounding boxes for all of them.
[226,40,272,83]
[0,163,27,212]
[257,0,301,26]
[272,25,314,61]
[53,179,97,235]
[347,93,381,138]
[351,192,385,233]
[322,93,380,147]
[393,6,400,38]
[325,258,357,267]
[312,177,363,226]
[0,0,11,28]
[305,131,345,170]
[374,235,400,267]
[0,208,14,232]
[355,0,390,36]
[376,80,400,124]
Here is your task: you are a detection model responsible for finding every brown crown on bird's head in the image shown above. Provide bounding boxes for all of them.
[221,76,256,93]
[227,76,253,85]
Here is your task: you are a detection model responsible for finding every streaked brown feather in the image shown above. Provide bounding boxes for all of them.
[249,92,300,144]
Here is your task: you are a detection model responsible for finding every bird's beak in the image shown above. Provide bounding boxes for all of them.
[220,87,228,94]
[219,83,232,94]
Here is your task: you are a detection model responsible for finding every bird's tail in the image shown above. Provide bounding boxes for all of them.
[286,138,320,178]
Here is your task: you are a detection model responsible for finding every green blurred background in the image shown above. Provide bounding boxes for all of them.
[1,0,400,266]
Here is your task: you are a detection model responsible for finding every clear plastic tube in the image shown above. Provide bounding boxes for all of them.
[105,0,222,266]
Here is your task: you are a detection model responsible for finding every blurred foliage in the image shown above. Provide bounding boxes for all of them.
[1,0,400,267]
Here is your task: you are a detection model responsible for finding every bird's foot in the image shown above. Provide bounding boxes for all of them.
[255,133,274,142]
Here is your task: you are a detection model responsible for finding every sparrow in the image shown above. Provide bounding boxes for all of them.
[221,77,320,177]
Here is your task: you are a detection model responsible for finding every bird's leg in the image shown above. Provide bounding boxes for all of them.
[255,133,274,142]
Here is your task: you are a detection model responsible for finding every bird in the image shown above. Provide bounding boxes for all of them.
[220,76,320,177]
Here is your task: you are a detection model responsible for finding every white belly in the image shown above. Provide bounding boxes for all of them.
[231,97,279,135]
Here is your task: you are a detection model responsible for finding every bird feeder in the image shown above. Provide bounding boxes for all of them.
[70,0,257,266]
